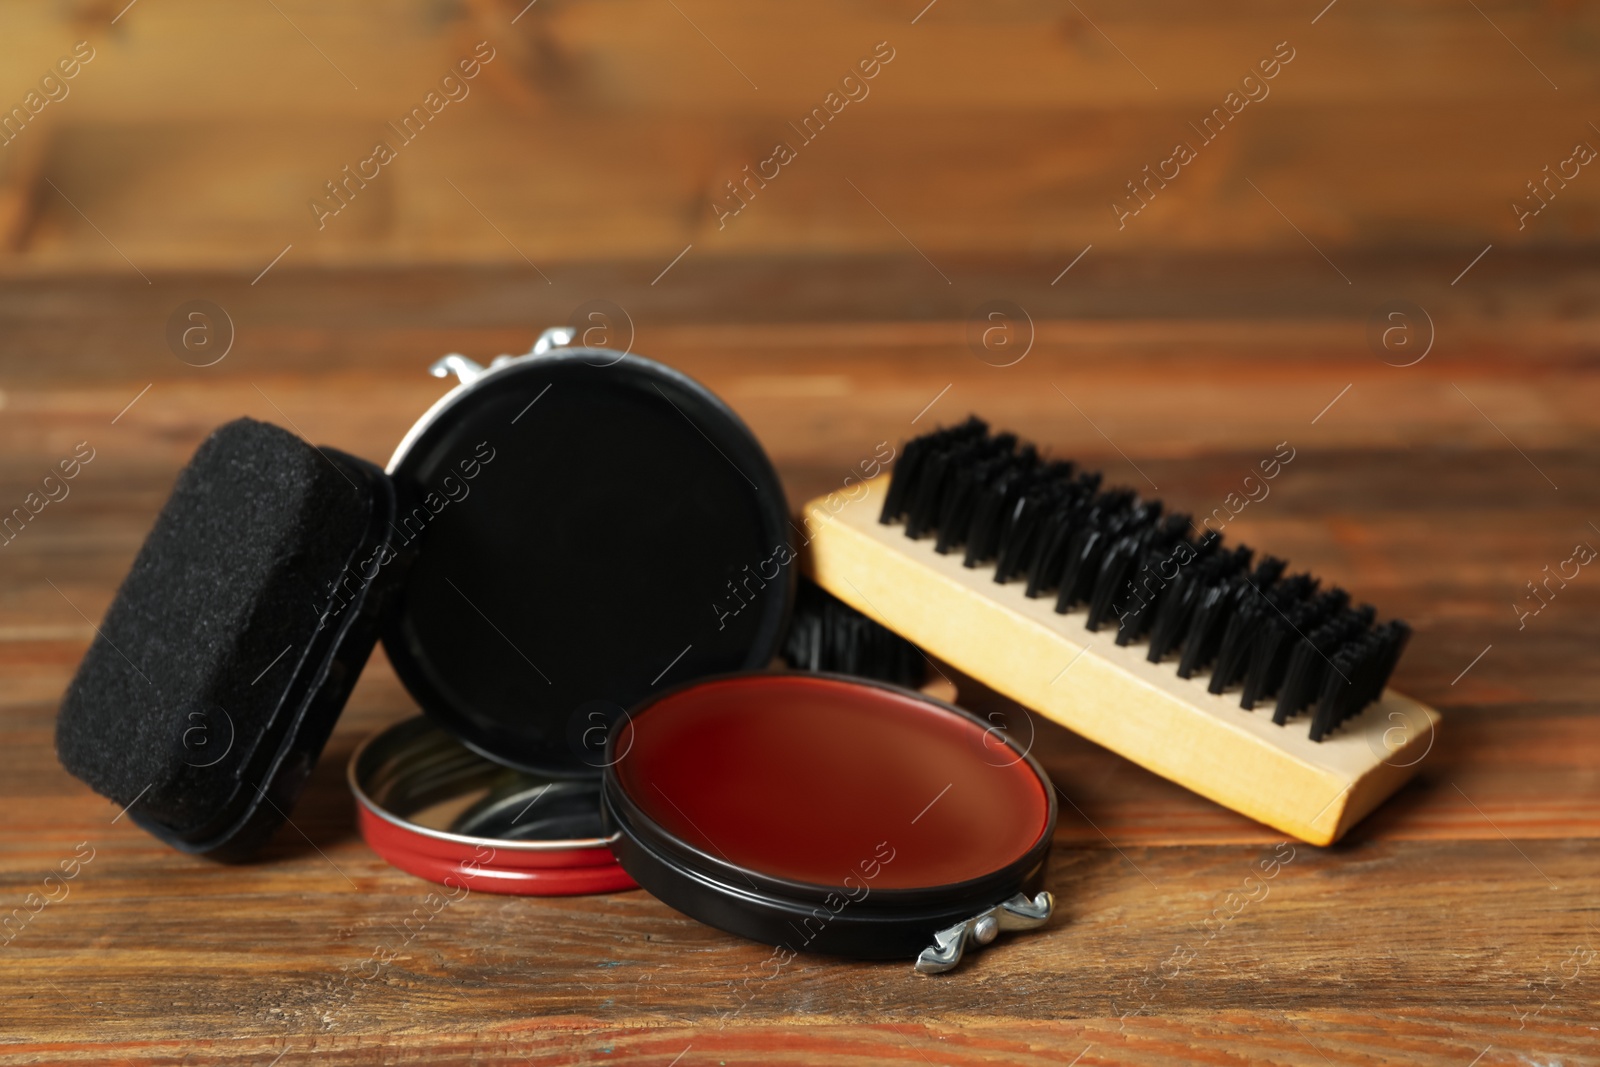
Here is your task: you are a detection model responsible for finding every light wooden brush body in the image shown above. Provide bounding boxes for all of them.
[799,475,1440,846]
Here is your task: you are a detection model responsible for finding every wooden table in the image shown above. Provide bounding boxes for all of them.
[2,257,1597,1064]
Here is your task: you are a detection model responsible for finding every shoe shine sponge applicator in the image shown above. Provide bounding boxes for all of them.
[55,419,396,858]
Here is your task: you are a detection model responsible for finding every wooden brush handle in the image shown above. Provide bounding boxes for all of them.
[798,475,1439,846]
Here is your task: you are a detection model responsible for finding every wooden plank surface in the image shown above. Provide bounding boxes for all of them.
[1,261,1597,1064]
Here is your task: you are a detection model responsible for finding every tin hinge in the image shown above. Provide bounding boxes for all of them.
[428,327,577,386]
[914,890,1054,975]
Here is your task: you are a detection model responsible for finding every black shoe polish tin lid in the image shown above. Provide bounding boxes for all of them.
[601,672,1058,972]
[380,336,795,778]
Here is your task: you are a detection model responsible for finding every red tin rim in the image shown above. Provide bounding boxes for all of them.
[348,716,637,897]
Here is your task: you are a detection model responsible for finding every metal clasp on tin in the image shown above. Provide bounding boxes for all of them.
[915,891,1054,975]
[429,326,576,386]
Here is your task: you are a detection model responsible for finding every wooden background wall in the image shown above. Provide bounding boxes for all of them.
[1,0,1597,276]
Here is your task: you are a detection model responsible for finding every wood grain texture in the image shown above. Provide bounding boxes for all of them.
[1,263,1597,1063]
[3,1,1600,267]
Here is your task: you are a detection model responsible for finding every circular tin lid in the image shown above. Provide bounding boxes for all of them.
[383,347,793,777]
[350,715,637,895]
[601,672,1057,969]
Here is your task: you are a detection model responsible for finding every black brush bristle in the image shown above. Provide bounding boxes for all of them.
[783,579,928,689]
[881,416,988,533]
[1144,533,1224,663]
[878,419,1411,741]
[56,417,381,848]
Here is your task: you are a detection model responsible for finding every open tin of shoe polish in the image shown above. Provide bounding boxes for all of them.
[602,672,1057,973]
[351,331,794,892]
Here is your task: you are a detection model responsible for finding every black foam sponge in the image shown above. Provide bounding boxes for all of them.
[56,417,390,855]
